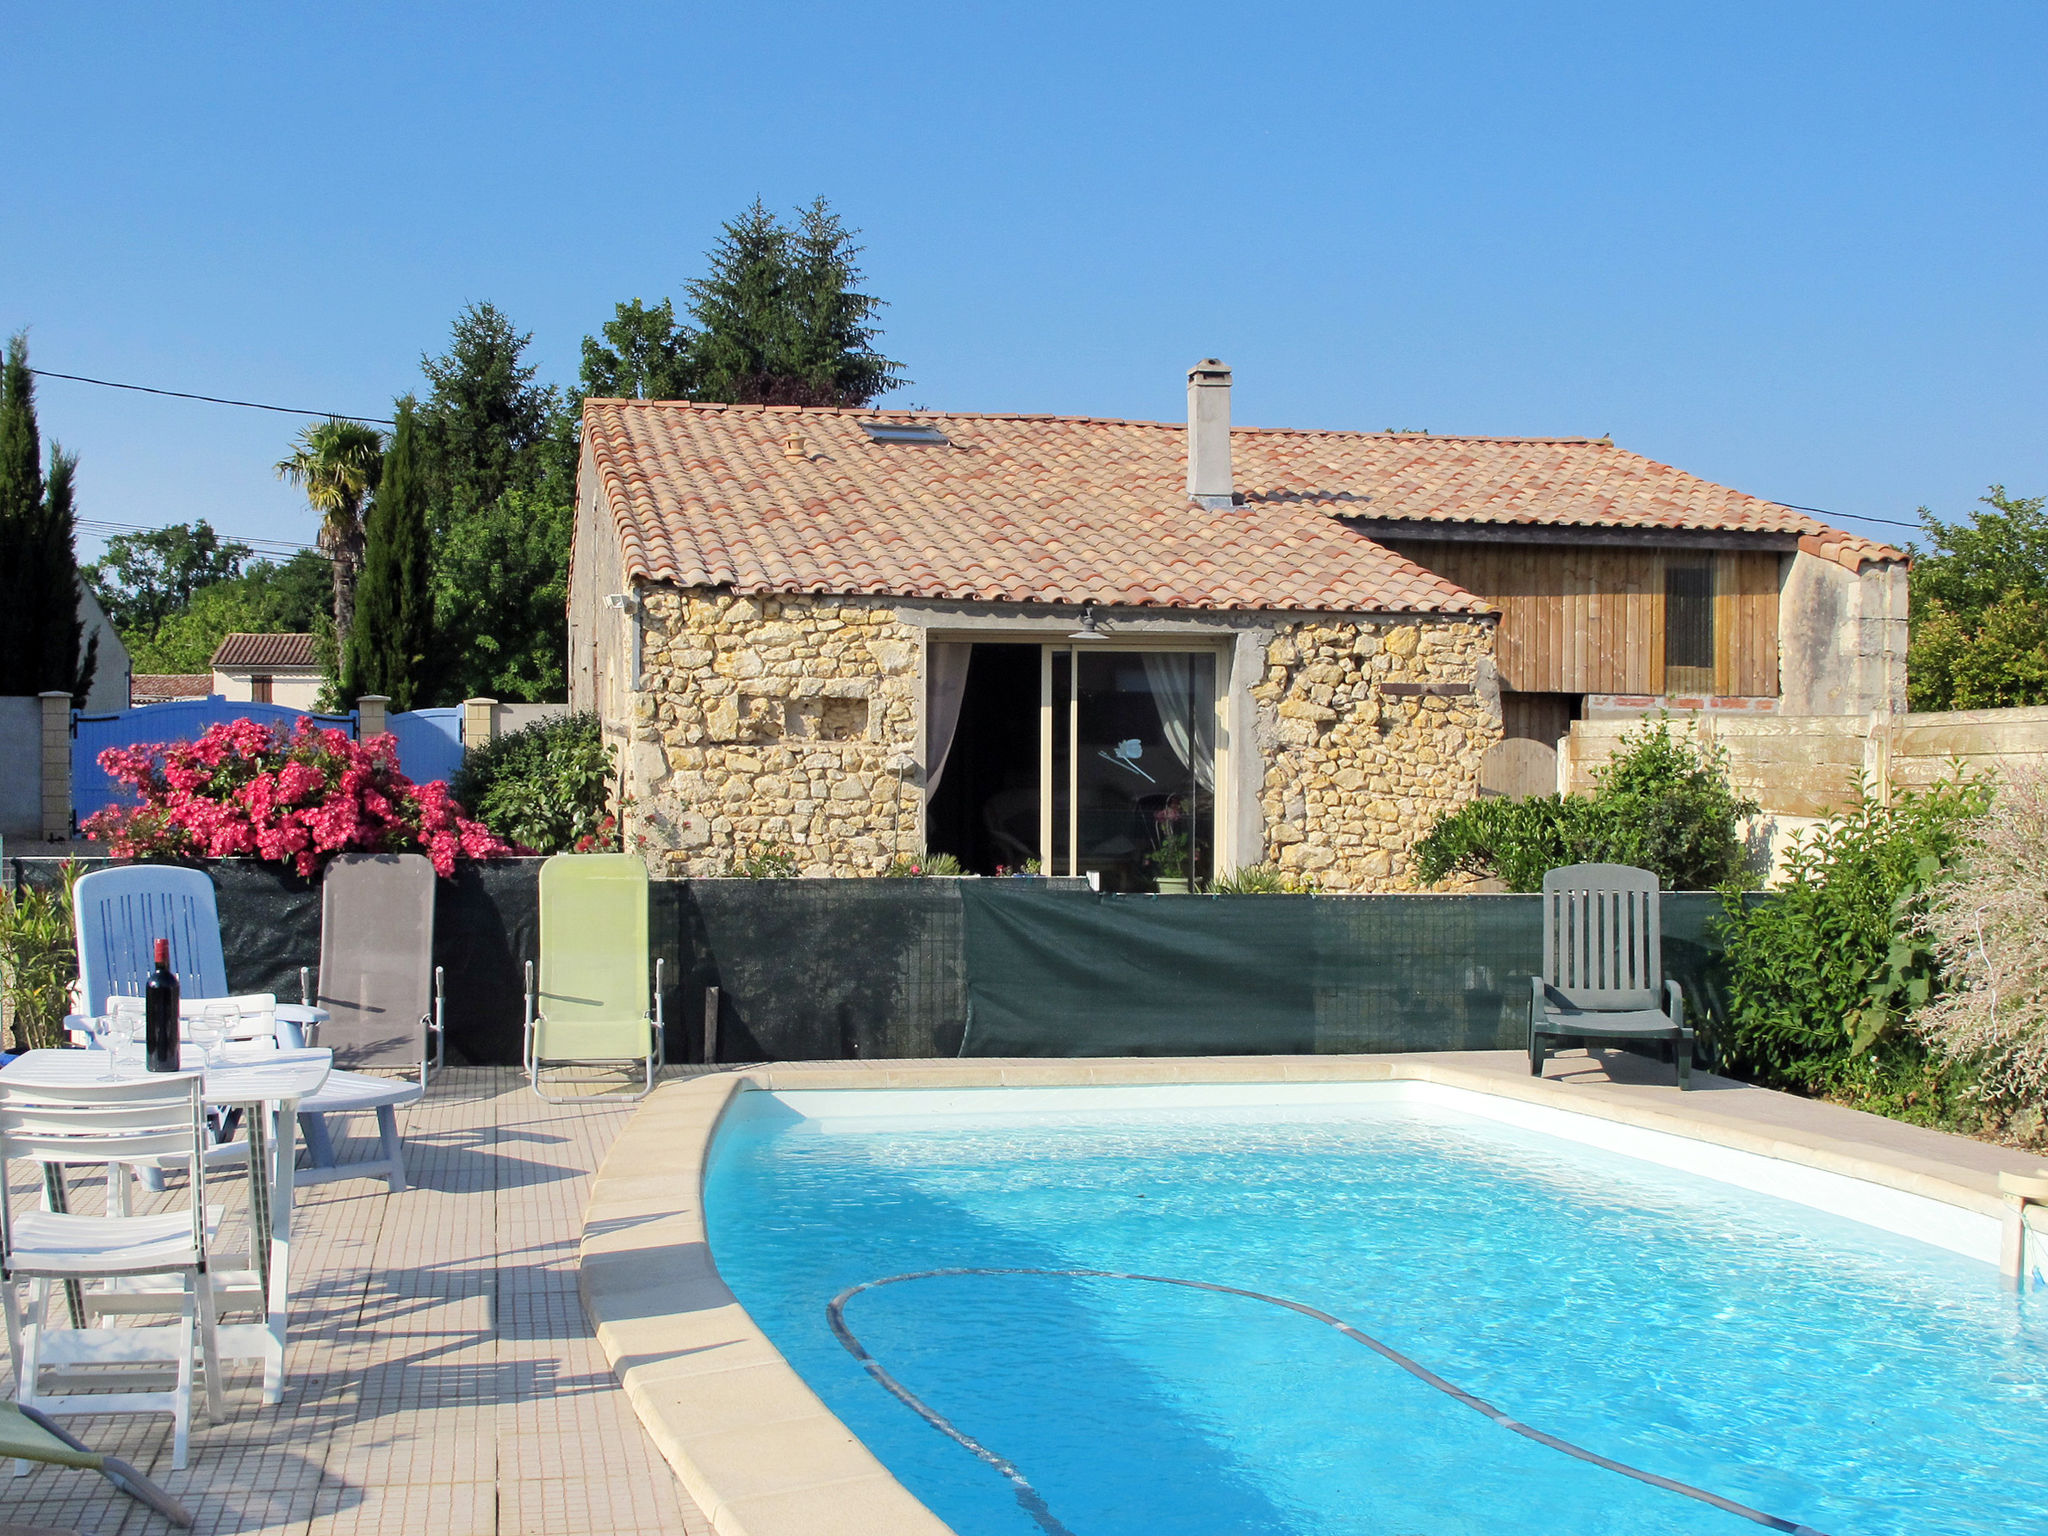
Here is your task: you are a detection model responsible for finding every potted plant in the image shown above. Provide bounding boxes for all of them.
[1148,797,1193,894]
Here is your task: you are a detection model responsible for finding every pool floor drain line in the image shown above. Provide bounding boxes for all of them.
[827,1268,1832,1536]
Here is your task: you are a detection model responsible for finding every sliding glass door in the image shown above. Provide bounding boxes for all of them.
[1041,647,1219,891]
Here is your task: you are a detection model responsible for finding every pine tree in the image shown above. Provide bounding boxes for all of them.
[343,400,432,710]
[784,196,905,408]
[581,197,907,409]
[0,334,89,700]
[417,303,555,539]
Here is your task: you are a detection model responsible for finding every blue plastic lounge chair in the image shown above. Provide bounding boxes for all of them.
[71,864,420,1191]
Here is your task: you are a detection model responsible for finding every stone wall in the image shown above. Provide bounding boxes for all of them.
[610,587,1501,889]
[1253,618,1502,888]
[618,589,924,876]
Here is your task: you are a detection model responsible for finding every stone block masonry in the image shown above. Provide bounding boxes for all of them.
[1253,619,1502,888]
[619,589,925,877]
[611,588,1502,890]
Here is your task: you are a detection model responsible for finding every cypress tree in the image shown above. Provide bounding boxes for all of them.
[0,334,88,699]
[343,400,432,711]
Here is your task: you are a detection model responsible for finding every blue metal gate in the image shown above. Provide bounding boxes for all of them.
[386,707,465,789]
[72,700,358,824]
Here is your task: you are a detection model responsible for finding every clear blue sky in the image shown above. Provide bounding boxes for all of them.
[8,1,2044,563]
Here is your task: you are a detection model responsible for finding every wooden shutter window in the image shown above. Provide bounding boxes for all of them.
[1663,566,1714,696]
[251,675,273,703]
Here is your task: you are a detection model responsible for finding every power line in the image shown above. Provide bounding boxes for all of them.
[1774,502,1923,533]
[74,517,323,557]
[28,368,394,426]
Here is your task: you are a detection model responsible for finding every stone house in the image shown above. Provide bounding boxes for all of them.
[571,363,1902,891]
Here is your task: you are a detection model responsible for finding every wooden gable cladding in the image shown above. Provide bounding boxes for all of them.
[1380,541,1782,697]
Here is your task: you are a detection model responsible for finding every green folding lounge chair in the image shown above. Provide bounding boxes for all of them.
[2,1398,194,1525]
[524,855,663,1102]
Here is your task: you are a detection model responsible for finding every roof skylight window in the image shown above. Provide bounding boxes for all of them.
[860,421,949,445]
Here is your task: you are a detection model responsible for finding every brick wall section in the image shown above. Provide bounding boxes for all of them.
[622,589,924,876]
[1254,619,1501,887]
[615,589,1501,889]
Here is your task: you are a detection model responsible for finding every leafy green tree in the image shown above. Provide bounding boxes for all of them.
[431,482,572,703]
[275,417,385,658]
[0,334,91,702]
[410,305,577,704]
[579,298,695,401]
[1908,486,2048,710]
[124,551,332,673]
[85,519,252,636]
[581,197,906,408]
[342,401,433,709]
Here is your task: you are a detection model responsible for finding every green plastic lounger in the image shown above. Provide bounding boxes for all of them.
[524,854,663,1101]
[1,1399,193,1525]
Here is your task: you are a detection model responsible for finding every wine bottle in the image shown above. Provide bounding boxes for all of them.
[144,938,181,1073]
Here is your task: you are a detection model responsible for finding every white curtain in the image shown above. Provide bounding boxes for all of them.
[923,643,975,801]
[1140,652,1215,792]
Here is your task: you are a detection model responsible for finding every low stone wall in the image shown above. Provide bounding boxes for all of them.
[1562,704,2048,819]
[1255,618,1501,886]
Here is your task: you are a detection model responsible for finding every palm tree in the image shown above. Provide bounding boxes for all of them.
[276,418,386,657]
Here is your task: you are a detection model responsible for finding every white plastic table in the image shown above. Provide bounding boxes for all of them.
[0,1046,332,1403]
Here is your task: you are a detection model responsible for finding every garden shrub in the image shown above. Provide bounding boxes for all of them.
[449,712,617,855]
[83,717,513,876]
[1914,766,2048,1122]
[727,845,800,878]
[881,852,965,877]
[0,862,81,1052]
[1716,775,1991,1115]
[1413,718,1759,891]
[1206,863,1321,894]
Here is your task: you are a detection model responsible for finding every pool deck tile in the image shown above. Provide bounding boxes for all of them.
[3,1065,715,1536]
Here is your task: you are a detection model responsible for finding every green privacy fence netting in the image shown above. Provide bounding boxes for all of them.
[957,884,1754,1060]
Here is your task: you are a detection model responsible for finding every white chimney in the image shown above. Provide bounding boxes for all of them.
[1186,358,1234,508]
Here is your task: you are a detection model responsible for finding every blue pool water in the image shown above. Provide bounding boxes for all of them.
[703,1087,2048,1536]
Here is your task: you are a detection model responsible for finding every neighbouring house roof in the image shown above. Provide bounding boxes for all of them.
[130,673,212,703]
[210,632,319,669]
[582,402,1906,618]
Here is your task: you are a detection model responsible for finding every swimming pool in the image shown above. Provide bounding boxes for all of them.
[704,1082,2048,1536]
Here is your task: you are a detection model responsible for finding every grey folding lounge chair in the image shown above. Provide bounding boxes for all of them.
[1530,863,1694,1089]
[0,1399,193,1524]
[297,854,438,1192]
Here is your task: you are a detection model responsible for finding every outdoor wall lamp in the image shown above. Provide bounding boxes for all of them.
[1068,601,1108,641]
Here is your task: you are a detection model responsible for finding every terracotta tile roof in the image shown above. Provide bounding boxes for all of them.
[583,403,1905,616]
[129,673,212,703]
[209,632,318,669]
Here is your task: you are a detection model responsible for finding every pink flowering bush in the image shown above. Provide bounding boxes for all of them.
[82,718,518,877]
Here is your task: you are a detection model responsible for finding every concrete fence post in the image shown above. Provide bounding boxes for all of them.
[462,697,499,750]
[38,691,71,840]
[1864,705,1895,806]
[356,694,390,739]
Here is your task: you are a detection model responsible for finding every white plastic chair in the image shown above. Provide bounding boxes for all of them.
[0,1073,227,1470]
